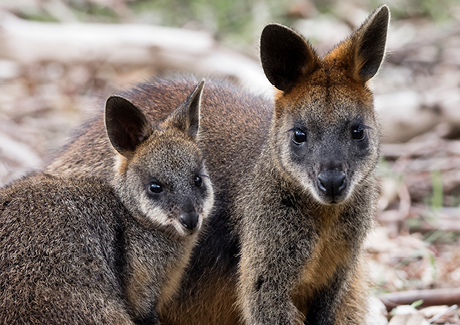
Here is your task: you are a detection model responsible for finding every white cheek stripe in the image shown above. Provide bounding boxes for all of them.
[139,196,187,236]
[202,182,214,220]
[139,193,170,227]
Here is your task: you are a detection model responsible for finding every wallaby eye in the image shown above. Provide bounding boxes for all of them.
[194,176,203,188]
[352,125,366,141]
[292,129,307,144]
[148,181,163,194]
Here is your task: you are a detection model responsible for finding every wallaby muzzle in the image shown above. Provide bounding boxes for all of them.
[179,211,200,232]
[316,166,348,204]
[316,168,347,204]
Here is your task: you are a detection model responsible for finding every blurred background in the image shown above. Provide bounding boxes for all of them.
[0,0,460,323]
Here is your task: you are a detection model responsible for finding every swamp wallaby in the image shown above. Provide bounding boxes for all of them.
[44,5,389,324]
[0,81,213,324]
[238,5,389,324]
[46,77,272,324]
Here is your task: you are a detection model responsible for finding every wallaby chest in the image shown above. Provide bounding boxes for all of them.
[290,207,352,316]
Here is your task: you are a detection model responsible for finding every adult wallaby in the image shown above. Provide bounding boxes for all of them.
[0,81,213,324]
[238,6,389,324]
[44,5,389,324]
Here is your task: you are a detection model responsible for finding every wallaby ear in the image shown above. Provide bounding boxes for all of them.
[165,79,205,140]
[260,23,320,92]
[105,96,153,157]
[352,5,390,82]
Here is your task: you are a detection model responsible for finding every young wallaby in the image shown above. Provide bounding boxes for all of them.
[44,5,389,324]
[45,77,273,325]
[0,80,213,324]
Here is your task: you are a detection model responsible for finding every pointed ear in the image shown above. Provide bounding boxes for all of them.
[105,96,153,157]
[165,79,205,140]
[260,23,320,92]
[352,5,390,82]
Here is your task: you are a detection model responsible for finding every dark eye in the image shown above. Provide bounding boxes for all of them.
[194,176,203,188]
[292,129,307,144]
[352,125,366,141]
[148,182,163,194]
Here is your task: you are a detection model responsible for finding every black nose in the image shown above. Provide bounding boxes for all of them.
[179,212,199,230]
[317,170,347,199]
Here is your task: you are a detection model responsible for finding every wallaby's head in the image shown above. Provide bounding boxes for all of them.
[260,5,389,205]
[105,80,213,237]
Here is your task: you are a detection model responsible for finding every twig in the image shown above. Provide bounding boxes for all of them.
[379,288,460,312]
[427,304,458,323]
[398,183,411,220]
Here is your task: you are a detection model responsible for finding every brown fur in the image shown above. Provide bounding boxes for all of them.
[42,6,389,324]
[0,81,213,324]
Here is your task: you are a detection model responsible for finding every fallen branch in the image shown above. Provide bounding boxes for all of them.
[378,287,460,312]
[0,10,272,95]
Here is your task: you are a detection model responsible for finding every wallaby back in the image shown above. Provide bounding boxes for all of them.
[0,81,213,324]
